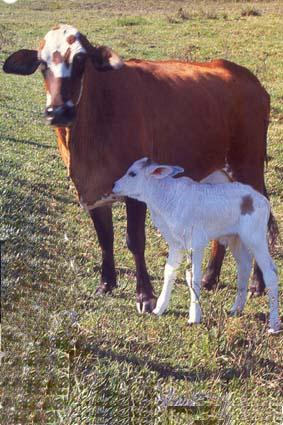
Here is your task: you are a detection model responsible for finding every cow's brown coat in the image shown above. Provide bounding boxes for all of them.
[60,57,269,209]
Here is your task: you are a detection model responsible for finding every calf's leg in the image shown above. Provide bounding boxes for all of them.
[188,248,204,324]
[89,206,117,294]
[228,128,267,295]
[249,243,280,333]
[153,248,183,316]
[126,197,156,313]
[229,237,252,315]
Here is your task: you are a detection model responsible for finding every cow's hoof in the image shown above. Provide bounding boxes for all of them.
[201,277,217,291]
[201,270,218,291]
[95,282,117,296]
[136,297,156,314]
[249,284,265,297]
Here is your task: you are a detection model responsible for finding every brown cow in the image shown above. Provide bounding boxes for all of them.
[3,24,276,313]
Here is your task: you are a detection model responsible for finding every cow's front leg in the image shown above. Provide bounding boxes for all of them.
[126,197,156,313]
[250,265,265,296]
[202,240,226,290]
[89,206,117,294]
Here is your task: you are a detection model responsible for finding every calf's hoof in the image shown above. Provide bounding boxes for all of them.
[188,309,201,325]
[188,319,201,326]
[268,320,281,335]
[268,328,282,335]
[95,282,117,296]
[136,297,156,314]
[229,307,244,317]
[152,305,166,316]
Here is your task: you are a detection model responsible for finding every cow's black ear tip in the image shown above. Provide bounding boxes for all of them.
[3,61,10,73]
[2,49,40,76]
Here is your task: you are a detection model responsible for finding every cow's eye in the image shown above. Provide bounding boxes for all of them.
[40,61,47,72]
[128,171,136,177]
[72,53,87,78]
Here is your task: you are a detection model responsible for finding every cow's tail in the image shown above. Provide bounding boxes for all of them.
[262,95,279,250]
[263,90,270,168]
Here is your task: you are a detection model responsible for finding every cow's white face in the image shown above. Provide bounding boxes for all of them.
[39,24,86,80]
[3,24,123,127]
[38,24,87,125]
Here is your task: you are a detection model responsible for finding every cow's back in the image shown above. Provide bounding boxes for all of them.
[125,59,269,180]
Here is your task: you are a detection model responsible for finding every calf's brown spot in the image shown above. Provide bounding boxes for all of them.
[53,24,61,30]
[240,195,254,215]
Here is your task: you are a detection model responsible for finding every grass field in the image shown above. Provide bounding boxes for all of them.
[1,1,283,424]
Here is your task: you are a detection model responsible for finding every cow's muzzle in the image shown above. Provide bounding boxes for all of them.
[45,104,76,127]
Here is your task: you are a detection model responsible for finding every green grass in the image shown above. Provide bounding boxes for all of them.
[1,1,283,424]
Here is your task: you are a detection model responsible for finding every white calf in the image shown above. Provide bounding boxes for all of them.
[113,158,281,333]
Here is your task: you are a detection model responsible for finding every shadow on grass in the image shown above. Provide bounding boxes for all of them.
[3,136,53,149]
[87,344,215,382]
[84,340,283,386]
[165,309,189,319]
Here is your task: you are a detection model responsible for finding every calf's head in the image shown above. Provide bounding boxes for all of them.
[3,24,123,127]
[113,157,184,201]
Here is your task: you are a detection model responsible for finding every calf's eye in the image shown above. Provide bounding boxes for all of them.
[128,171,136,177]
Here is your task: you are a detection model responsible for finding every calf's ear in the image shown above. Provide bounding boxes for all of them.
[170,166,184,177]
[147,165,184,179]
[3,49,40,75]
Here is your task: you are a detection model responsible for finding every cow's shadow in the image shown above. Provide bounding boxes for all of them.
[3,136,53,150]
[87,344,214,383]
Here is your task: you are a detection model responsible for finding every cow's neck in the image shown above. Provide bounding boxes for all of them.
[69,61,143,207]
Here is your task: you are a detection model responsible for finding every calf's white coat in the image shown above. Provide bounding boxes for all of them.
[113,158,281,333]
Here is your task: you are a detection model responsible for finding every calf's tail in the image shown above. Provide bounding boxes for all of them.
[263,183,280,251]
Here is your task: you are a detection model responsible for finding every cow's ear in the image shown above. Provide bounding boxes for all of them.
[78,33,123,72]
[91,46,123,71]
[3,49,40,75]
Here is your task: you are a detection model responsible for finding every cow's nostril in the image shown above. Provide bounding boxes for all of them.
[45,107,54,117]
[44,104,76,127]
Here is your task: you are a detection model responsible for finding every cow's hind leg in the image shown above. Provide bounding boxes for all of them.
[89,206,117,294]
[126,197,156,313]
[202,240,226,290]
